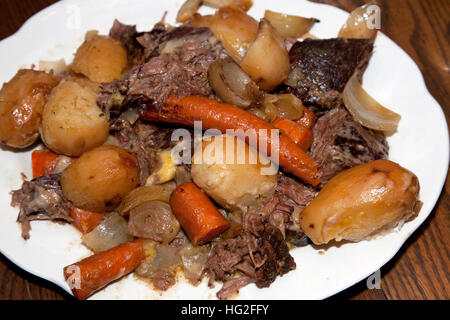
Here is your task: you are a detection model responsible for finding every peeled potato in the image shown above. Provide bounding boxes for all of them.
[41,79,109,156]
[61,146,140,212]
[71,34,127,83]
[0,69,59,148]
[191,134,277,210]
[300,160,420,245]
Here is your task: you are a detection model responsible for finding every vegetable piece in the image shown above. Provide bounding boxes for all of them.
[203,0,253,11]
[145,150,176,186]
[176,0,203,23]
[117,183,177,214]
[240,18,291,91]
[0,69,59,148]
[300,160,421,245]
[271,93,304,120]
[339,1,378,39]
[41,80,109,156]
[190,6,258,63]
[64,239,146,300]
[61,146,140,212]
[191,134,277,210]
[127,201,180,243]
[72,34,127,83]
[179,243,210,285]
[296,107,316,129]
[208,58,263,108]
[170,182,230,245]
[272,117,313,151]
[343,73,401,132]
[82,212,133,253]
[69,207,106,234]
[264,10,318,39]
[32,150,59,178]
[139,95,321,186]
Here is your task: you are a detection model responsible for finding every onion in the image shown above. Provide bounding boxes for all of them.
[208,58,263,108]
[190,7,258,63]
[261,93,304,121]
[204,0,253,11]
[264,10,318,39]
[82,212,132,253]
[240,18,291,91]
[179,243,210,285]
[117,183,176,214]
[343,73,401,132]
[176,0,203,23]
[339,1,378,39]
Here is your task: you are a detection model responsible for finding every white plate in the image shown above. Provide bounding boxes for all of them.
[0,0,448,300]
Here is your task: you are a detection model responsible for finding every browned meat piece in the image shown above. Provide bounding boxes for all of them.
[216,276,254,300]
[285,38,374,110]
[311,108,389,185]
[11,174,71,239]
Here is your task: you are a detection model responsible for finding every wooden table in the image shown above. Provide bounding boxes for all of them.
[0,0,448,300]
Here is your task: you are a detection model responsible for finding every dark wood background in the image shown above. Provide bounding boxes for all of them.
[0,0,448,300]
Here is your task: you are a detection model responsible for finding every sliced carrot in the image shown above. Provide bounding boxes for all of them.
[170,182,229,245]
[69,207,107,234]
[272,117,314,151]
[296,107,316,129]
[139,95,320,186]
[63,239,146,300]
[32,150,59,178]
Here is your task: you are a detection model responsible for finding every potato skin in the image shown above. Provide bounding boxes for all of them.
[0,69,59,148]
[61,146,140,212]
[71,35,127,83]
[300,160,420,245]
[41,79,109,156]
[191,134,277,210]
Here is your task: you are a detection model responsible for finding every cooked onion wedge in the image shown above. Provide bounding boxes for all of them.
[264,10,318,39]
[343,73,401,132]
[190,7,258,62]
[208,58,263,108]
[204,0,253,11]
[240,18,291,91]
[339,1,379,39]
[176,0,203,23]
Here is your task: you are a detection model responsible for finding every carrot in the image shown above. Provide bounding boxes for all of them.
[32,150,59,178]
[69,207,107,234]
[139,95,320,186]
[63,239,146,300]
[170,182,229,245]
[296,107,316,129]
[272,117,314,151]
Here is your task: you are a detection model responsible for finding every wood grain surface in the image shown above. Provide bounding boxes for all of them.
[0,0,448,300]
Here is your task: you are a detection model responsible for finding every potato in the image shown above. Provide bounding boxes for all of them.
[300,160,420,245]
[61,146,140,212]
[71,34,127,83]
[191,134,277,210]
[41,79,109,156]
[0,69,59,148]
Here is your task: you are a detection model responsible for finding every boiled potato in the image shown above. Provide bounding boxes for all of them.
[191,134,277,210]
[300,160,420,245]
[61,146,140,212]
[41,79,109,156]
[0,69,59,148]
[71,34,127,83]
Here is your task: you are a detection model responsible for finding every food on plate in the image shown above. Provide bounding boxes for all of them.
[5,1,422,300]
[71,34,127,83]
[191,134,277,210]
[339,1,379,39]
[300,160,421,244]
[41,79,109,156]
[0,69,59,148]
[60,146,140,212]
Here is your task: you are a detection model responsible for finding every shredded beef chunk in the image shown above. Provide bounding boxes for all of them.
[285,38,374,110]
[11,174,71,239]
[98,25,225,116]
[311,108,389,185]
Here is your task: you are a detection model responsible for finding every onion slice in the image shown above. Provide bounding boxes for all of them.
[264,10,318,39]
[204,0,253,11]
[339,1,379,39]
[176,0,203,23]
[343,73,401,132]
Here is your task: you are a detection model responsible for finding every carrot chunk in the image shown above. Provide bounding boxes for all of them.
[69,207,107,234]
[32,150,59,178]
[272,117,314,151]
[296,107,316,129]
